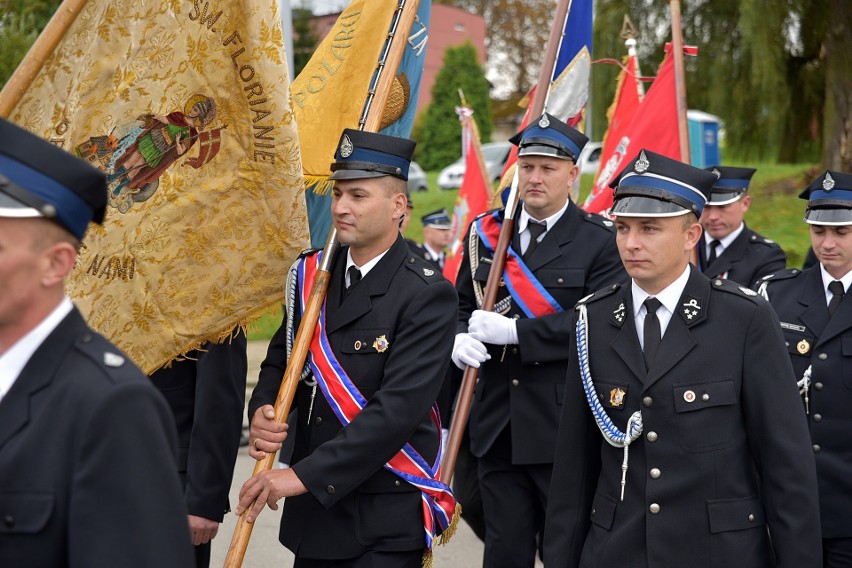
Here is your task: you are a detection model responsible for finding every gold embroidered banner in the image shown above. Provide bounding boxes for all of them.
[7,0,309,373]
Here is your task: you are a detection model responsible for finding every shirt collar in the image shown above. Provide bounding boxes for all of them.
[631,264,691,317]
[704,222,744,252]
[346,247,390,280]
[423,243,443,261]
[0,296,73,403]
[819,264,852,295]
[518,198,570,234]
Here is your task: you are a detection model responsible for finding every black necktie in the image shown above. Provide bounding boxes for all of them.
[643,297,662,371]
[524,221,547,261]
[347,266,362,289]
[707,239,721,266]
[828,280,845,318]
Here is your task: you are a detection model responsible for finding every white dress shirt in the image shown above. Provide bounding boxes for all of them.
[631,265,691,350]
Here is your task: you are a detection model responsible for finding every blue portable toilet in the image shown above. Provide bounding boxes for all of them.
[687,110,722,168]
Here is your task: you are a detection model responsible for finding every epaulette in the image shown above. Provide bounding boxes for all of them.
[298,247,320,259]
[580,211,616,232]
[748,233,777,247]
[473,207,502,222]
[574,282,622,310]
[404,254,442,282]
[757,268,801,283]
[709,277,762,303]
[74,332,137,381]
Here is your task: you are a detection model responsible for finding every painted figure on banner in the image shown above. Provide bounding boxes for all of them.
[75,94,225,213]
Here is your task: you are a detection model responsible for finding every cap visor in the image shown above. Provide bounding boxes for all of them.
[804,208,852,226]
[611,195,693,217]
[0,190,42,219]
[706,190,744,206]
[328,169,389,181]
[518,145,571,160]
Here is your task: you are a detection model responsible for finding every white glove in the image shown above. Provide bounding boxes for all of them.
[468,310,519,345]
[452,333,490,370]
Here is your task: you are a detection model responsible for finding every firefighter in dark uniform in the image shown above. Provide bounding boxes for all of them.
[758,170,852,567]
[697,165,786,286]
[0,118,193,567]
[544,149,821,567]
[411,208,452,271]
[237,129,459,568]
[452,113,625,568]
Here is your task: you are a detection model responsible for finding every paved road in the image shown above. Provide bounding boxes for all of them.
[209,341,543,567]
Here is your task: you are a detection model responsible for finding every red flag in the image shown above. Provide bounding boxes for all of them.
[444,114,490,283]
[582,48,682,216]
[583,53,643,212]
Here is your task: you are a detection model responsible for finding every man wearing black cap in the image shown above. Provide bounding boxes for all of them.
[452,113,625,567]
[698,165,786,286]
[758,170,852,566]
[412,208,452,271]
[544,149,821,567]
[239,129,458,567]
[0,118,193,566]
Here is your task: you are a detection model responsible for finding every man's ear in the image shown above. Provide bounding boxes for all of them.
[41,241,77,287]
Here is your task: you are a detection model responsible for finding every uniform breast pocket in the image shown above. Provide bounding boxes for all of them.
[673,377,738,452]
[782,329,816,368]
[593,379,630,412]
[0,492,54,534]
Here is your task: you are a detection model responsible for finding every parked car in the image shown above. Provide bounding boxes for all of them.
[437,141,513,190]
[577,141,602,175]
[407,161,428,192]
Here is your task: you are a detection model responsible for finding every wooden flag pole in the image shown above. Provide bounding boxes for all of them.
[223,1,421,566]
[441,0,573,484]
[667,0,691,164]
[0,0,89,118]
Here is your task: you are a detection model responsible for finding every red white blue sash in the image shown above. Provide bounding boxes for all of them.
[476,211,564,317]
[297,251,458,551]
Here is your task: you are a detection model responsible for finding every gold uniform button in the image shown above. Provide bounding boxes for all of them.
[649,468,661,479]
[314,416,323,426]
[511,347,518,355]
[649,503,661,514]
[646,431,658,442]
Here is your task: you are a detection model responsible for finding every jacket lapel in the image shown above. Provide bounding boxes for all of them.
[524,202,578,272]
[0,309,86,451]
[643,268,705,389]
[325,236,406,335]
[609,290,647,383]
[798,268,829,341]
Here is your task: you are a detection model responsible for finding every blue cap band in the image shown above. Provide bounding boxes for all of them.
[713,178,750,190]
[520,125,582,160]
[619,171,708,215]
[809,188,852,203]
[0,154,93,239]
[341,147,410,180]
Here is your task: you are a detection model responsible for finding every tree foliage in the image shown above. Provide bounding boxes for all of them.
[0,0,61,87]
[434,0,553,99]
[292,7,318,78]
[414,41,493,170]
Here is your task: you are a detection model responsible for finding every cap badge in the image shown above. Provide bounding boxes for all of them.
[634,150,650,173]
[823,172,835,191]
[339,134,354,158]
[423,268,435,277]
[103,352,125,367]
[373,335,390,353]
[797,339,810,355]
[538,114,550,128]
[609,387,626,408]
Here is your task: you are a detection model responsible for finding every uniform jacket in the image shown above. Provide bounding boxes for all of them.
[698,223,786,286]
[0,308,193,567]
[762,266,852,538]
[250,235,457,560]
[409,242,444,271]
[149,331,247,522]
[544,268,822,568]
[456,202,625,464]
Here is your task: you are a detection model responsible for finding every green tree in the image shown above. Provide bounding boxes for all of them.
[0,0,61,87]
[416,41,492,170]
[291,7,318,77]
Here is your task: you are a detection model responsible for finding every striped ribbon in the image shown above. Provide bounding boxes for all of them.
[297,251,457,550]
[476,212,563,317]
